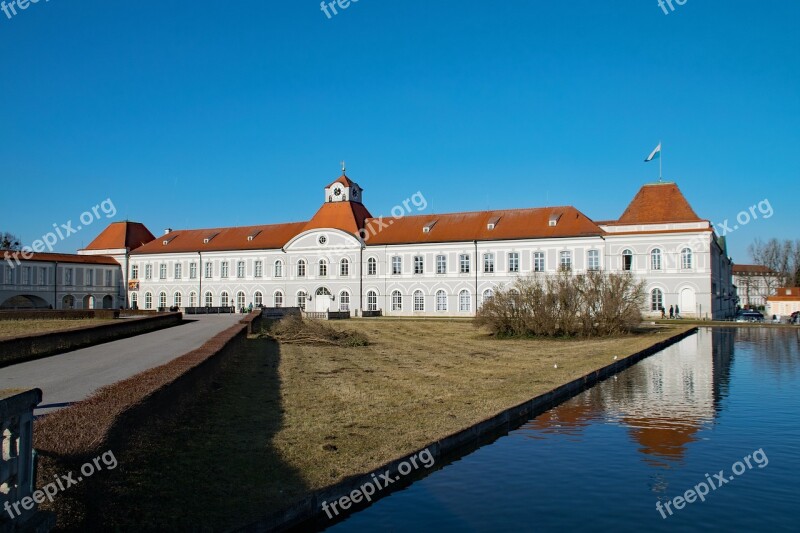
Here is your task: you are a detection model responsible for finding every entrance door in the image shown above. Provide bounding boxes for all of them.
[680,288,696,316]
[315,287,332,313]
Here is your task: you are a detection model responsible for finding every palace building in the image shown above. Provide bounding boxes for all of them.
[2,173,736,319]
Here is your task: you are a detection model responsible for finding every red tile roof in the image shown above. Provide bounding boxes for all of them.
[130,222,307,255]
[364,206,603,245]
[767,288,800,301]
[0,250,119,265]
[327,174,358,188]
[83,221,156,251]
[733,264,779,275]
[614,182,703,225]
[303,201,372,235]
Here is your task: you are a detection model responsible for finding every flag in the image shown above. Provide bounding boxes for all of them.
[645,143,662,162]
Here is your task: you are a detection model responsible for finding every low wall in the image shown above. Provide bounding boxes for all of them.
[0,313,183,368]
[0,309,119,320]
[241,326,699,532]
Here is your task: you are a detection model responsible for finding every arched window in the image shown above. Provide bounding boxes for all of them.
[340,291,350,312]
[204,291,213,307]
[651,288,664,312]
[436,290,447,312]
[391,290,402,311]
[622,249,633,271]
[651,249,662,271]
[297,291,307,310]
[221,291,230,307]
[254,291,263,307]
[319,259,328,277]
[159,292,167,309]
[145,292,153,310]
[129,293,137,309]
[173,292,182,308]
[274,260,283,278]
[681,248,693,270]
[274,291,284,308]
[189,291,197,307]
[367,257,377,276]
[482,289,494,306]
[366,290,378,311]
[340,258,350,277]
[413,290,425,311]
[297,259,306,277]
[459,290,471,312]
[237,291,246,310]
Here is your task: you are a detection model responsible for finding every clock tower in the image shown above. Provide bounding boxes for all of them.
[325,163,363,204]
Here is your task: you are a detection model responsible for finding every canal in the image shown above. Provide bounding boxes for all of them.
[324,328,800,532]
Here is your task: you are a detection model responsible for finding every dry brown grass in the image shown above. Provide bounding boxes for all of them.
[79,318,692,530]
[0,319,108,339]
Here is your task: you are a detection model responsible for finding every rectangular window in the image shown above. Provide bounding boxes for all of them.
[533,252,545,272]
[459,254,471,274]
[174,263,182,279]
[560,251,572,271]
[413,256,424,275]
[189,262,197,279]
[39,267,47,286]
[131,264,139,279]
[436,255,446,274]
[254,260,263,278]
[105,270,113,286]
[340,259,349,277]
[21,266,29,285]
[392,256,402,275]
[205,262,213,278]
[221,261,229,278]
[65,268,73,285]
[508,252,519,273]
[483,253,495,273]
[587,250,600,271]
[85,269,93,286]
[237,261,245,278]
[145,264,152,279]
[159,264,167,279]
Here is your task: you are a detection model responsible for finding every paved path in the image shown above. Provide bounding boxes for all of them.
[0,314,243,415]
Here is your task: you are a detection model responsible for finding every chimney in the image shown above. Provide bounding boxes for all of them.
[164,228,172,235]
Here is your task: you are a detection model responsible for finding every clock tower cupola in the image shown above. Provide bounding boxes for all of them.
[325,162,363,204]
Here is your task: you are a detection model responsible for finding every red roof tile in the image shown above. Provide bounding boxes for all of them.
[327,174,358,188]
[303,201,372,235]
[733,264,778,275]
[83,222,156,251]
[364,206,603,246]
[130,222,307,255]
[615,183,703,225]
[0,250,119,265]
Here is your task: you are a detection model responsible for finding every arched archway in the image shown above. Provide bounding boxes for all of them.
[314,287,332,313]
[0,295,50,309]
[102,295,114,309]
[83,295,95,309]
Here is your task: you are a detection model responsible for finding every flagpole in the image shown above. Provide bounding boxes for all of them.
[659,140,663,182]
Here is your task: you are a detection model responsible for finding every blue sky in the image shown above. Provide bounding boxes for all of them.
[1,0,797,260]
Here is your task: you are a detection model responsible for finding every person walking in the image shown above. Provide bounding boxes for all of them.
[675,304,681,319]
[669,305,674,319]
[660,306,666,319]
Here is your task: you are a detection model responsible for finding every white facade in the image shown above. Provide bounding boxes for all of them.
[122,178,736,319]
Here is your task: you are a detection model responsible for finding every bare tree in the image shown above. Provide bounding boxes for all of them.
[748,238,800,288]
[0,232,21,250]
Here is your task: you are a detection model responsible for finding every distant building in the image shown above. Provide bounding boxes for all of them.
[766,288,800,318]
[81,175,735,319]
[733,264,781,308]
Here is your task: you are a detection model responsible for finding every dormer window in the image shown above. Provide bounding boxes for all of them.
[203,232,219,244]
[162,234,177,246]
[487,216,501,230]
[423,220,437,233]
[247,230,261,242]
[549,213,562,227]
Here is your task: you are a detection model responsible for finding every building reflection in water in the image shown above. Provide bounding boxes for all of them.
[522,329,735,468]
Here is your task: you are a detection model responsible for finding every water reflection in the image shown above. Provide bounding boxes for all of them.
[523,329,735,467]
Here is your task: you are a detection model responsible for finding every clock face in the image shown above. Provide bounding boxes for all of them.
[334,187,342,196]
[319,236,327,245]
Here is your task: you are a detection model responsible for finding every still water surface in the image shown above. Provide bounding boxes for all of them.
[326,328,800,532]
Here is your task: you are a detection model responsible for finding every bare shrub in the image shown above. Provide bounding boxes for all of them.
[475,271,645,338]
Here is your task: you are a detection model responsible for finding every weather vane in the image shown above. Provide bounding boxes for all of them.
[341,160,346,174]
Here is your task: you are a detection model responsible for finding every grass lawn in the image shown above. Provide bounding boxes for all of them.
[0,318,110,339]
[81,319,693,530]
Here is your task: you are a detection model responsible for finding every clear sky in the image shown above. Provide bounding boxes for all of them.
[1,0,797,260]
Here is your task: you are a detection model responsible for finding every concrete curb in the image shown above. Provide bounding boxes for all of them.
[238,326,699,532]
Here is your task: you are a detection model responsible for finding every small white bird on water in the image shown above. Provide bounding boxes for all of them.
[554,364,558,369]
[614,356,618,360]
